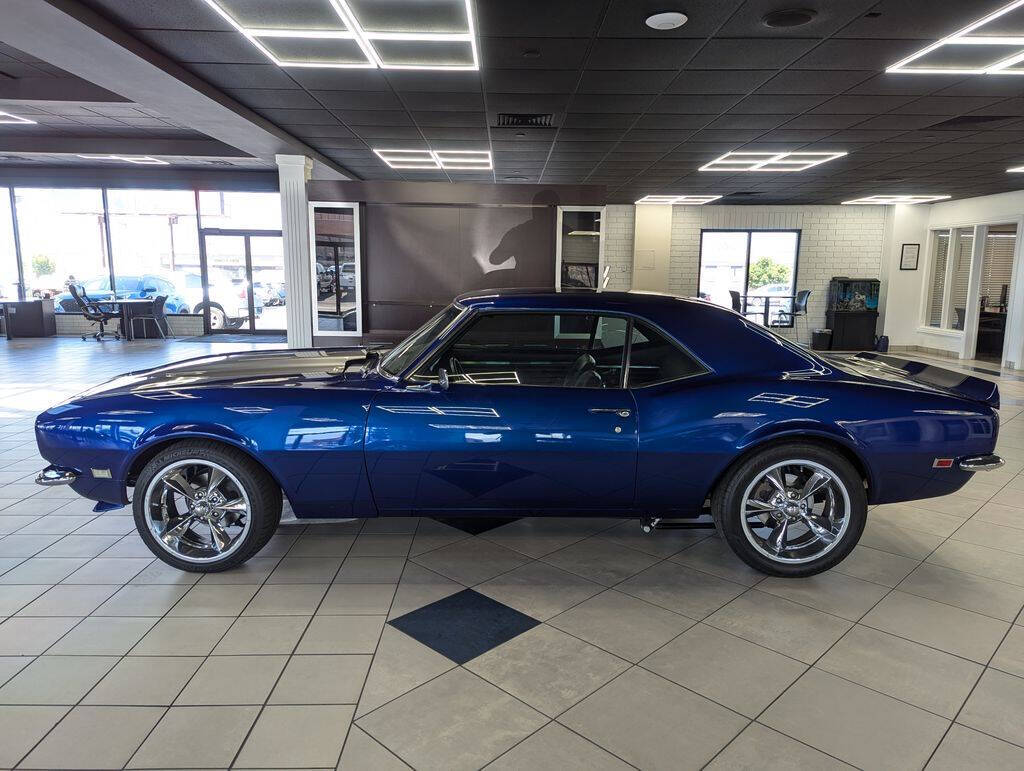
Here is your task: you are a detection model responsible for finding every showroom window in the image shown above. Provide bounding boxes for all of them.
[0,188,19,299]
[13,188,107,302]
[698,229,800,327]
[198,191,282,231]
[925,228,974,330]
[107,189,200,315]
[414,311,630,388]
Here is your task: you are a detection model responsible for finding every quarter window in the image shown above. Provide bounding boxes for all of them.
[416,312,629,388]
[627,321,705,386]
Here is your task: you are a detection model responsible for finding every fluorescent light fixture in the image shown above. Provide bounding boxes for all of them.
[841,195,952,205]
[200,0,478,70]
[1009,164,1024,171]
[635,195,722,204]
[700,151,847,172]
[0,111,37,125]
[888,0,1024,74]
[77,154,170,165]
[374,148,491,171]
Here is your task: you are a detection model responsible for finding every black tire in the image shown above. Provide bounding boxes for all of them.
[133,440,282,572]
[711,442,866,577]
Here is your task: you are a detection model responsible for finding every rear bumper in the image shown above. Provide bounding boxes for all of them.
[36,465,80,486]
[959,454,1004,472]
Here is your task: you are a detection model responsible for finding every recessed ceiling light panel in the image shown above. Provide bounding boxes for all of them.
[374,148,491,171]
[1008,164,1024,171]
[201,0,478,70]
[700,151,847,172]
[841,194,951,205]
[635,195,722,205]
[77,154,170,165]
[0,111,37,125]
[887,0,1024,75]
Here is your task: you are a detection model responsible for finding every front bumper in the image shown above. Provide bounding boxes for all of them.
[36,465,80,486]
[959,454,1004,472]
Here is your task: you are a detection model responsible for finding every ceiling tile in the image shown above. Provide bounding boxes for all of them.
[689,39,819,69]
[666,70,774,94]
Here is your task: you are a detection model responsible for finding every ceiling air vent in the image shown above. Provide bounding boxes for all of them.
[495,113,554,128]
[929,115,1015,130]
[724,191,763,197]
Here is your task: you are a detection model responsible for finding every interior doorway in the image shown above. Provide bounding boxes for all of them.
[974,224,1016,363]
[198,228,285,334]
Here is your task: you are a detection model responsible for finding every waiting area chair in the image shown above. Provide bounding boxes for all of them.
[776,289,812,345]
[70,284,120,341]
[129,295,169,339]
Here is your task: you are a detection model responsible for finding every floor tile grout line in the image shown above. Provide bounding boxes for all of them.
[332,517,415,770]
[223,518,363,770]
[113,528,297,770]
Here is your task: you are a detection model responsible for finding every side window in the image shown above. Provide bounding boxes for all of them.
[627,321,705,387]
[415,312,629,389]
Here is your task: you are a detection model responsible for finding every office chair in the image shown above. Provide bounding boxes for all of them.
[729,290,742,313]
[130,295,169,339]
[70,283,120,341]
[954,307,966,331]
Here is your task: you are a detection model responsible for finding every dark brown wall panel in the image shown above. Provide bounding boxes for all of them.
[364,203,555,333]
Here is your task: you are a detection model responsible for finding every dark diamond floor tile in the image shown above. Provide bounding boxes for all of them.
[432,517,522,535]
[388,588,539,664]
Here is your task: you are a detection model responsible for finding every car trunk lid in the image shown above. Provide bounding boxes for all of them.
[825,351,1000,409]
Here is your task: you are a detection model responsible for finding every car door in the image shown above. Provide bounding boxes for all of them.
[364,310,638,515]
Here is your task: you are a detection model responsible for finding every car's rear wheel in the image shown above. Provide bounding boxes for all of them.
[711,443,866,577]
[133,441,281,572]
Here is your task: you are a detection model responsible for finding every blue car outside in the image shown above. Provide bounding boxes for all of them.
[54,275,190,313]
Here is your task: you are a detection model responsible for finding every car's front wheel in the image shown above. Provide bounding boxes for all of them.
[711,442,866,577]
[133,441,281,572]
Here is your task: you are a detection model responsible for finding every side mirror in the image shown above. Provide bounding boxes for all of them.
[437,367,450,391]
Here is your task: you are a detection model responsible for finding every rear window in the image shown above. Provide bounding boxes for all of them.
[627,321,706,387]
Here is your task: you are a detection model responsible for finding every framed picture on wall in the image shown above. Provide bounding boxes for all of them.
[900,243,920,270]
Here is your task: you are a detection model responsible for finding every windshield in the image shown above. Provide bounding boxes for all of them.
[380,305,462,378]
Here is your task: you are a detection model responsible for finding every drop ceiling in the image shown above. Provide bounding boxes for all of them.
[18,0,1024,202]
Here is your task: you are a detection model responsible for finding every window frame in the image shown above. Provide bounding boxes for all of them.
[404,307,711,390]
[697,228,802,329]
[307,200,362,338]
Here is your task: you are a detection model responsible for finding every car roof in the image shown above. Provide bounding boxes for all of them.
[454,288,700,312]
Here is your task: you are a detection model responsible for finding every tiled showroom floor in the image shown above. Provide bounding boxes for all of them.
[0,339,1022,769]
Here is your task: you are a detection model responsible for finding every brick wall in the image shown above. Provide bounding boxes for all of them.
[612,204,888,340]
[602,204,635,290]
[55,313,204,338]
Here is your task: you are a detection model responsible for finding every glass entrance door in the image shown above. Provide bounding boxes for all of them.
[199,229,284,334]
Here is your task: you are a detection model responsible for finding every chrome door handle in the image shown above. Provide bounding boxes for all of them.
[589,408,632,418]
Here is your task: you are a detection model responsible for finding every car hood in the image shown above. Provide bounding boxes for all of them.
[74,347,384,399]
[821,352,1000,409]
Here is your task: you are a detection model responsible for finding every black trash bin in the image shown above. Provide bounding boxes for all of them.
[811,329,832,351]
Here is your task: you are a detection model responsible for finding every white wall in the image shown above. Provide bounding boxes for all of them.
[880,190,1024,364]
[615,203,889,340]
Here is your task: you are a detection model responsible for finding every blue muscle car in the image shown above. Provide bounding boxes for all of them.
[34,290,1003,576]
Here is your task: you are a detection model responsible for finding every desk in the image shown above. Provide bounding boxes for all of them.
[108,299,158,341]
[0,298,57,340]
[977,311,1007,358]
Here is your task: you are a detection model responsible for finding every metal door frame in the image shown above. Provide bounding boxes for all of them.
[198,227,283,335]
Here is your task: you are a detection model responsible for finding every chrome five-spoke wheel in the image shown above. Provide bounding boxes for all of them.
[712,443,867,577]
[740,459,851,564]
[143,459,252,564]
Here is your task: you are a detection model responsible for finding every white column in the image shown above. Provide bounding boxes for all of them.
[276,154,313,349]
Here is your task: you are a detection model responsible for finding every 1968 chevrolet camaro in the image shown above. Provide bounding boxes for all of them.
[35,290,1003,577]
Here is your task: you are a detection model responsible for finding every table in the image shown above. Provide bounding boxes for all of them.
[0,298,57,340]
[741,294,796,327]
